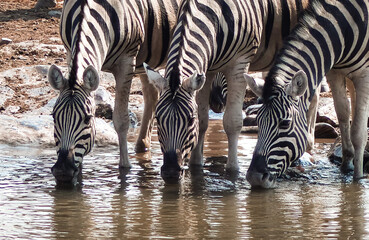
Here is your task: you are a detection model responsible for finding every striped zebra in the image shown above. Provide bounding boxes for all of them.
[209,72,227,113]
[144,0,314,181]
[48,0,180,182]
[245,0,369,188]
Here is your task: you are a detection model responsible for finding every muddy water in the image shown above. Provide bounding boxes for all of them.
[1,120,369,239]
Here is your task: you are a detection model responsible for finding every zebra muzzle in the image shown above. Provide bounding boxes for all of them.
[51,149,79,183]
[161,150,184,183]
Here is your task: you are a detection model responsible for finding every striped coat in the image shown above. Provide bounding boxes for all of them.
[144,0,313,180]
[48,0,180,182]
[246,0,369,187]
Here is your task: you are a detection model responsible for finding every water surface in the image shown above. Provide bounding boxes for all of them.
[1,120,369,239]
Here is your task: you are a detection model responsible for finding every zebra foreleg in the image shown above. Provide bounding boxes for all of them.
[223,69,248,171]
[327,71,354,173]
[189,73,214,166]
[350,72,369,179]
[112,58,135,168]
[135,74,159,153]
[306,81,321,153]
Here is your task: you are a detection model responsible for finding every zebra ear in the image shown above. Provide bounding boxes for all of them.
[48,64,68,91]
[182,71,205,94]
[286,70,308,98]
[143,63,168,91]
[244,73,264,97]
[82,65,99,92]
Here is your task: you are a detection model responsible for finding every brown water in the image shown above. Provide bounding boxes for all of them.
[1,120,369,239]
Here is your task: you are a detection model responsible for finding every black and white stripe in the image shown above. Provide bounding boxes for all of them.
[145,0,311,177]
[209,72,227,113]
[246,0,369,187]
[48,0,180,181]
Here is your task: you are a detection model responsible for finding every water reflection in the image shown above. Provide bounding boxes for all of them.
[1,120,369,238]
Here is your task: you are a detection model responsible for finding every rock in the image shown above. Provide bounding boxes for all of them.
[328,143,369,173]
[320,77,330,92]
[95,87,114,119]
[48,10,62,18]
[243,115,257,126]
[241,126,258,134]
[314,122,339,139]
[94,118,119,146]
[0,114,54,146]
[292,152,315,167]
[316,111,338,127]
[0,38,12,46]
[0,64,144,147]
[317,97,338,124]
[95,103,113,119]
[35,0,56,9]
[129,110,138,128]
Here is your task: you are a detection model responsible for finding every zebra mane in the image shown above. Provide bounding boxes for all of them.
[262,72,280,101]
[167,0,192,93]
[262,0,319,102]
[68,0,88,89]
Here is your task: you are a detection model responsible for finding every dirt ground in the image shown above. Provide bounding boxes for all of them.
[0,0,65,114]
[0,0,65,71]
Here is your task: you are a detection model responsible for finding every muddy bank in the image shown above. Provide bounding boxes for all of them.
[0,64,144,147]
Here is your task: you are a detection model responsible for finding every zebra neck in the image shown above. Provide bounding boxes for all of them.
[165,0,215,82]
[69,43,100,85]
[266,1,349,112]
[67,1,106,86]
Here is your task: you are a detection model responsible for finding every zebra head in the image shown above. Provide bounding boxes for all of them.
[48,64,99,183]
[244,71,308,188]
[144,63,205,183]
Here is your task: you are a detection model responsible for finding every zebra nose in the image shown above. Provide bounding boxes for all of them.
[161,165,183,184]
[246,170,276,189]
[51,149,78,182]
[161,150,184,183]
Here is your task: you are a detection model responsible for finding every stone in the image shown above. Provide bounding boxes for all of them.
[243,115,257,126]
[35,0,56,9]
[0,38,12,46]
[328,143,369,173]
[314,122,339,139]
[94,87,114,119]
[48,11,62,18]
[316,111,338,127]
[320,77,330,92]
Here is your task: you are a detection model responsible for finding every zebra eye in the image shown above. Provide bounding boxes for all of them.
[84,115,92,125]
[279,119,291,129]
[188,116,196,126]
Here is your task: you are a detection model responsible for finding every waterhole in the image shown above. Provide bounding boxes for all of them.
[1,120,369,239]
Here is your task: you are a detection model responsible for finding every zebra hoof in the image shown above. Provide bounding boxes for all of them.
[340,160,354,174]
[135,141,150,153]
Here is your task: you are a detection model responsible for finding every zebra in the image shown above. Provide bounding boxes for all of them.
[209,72,227,113]
[245,0,369,188]
[144,0,315,181]
[48,0,180,182]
